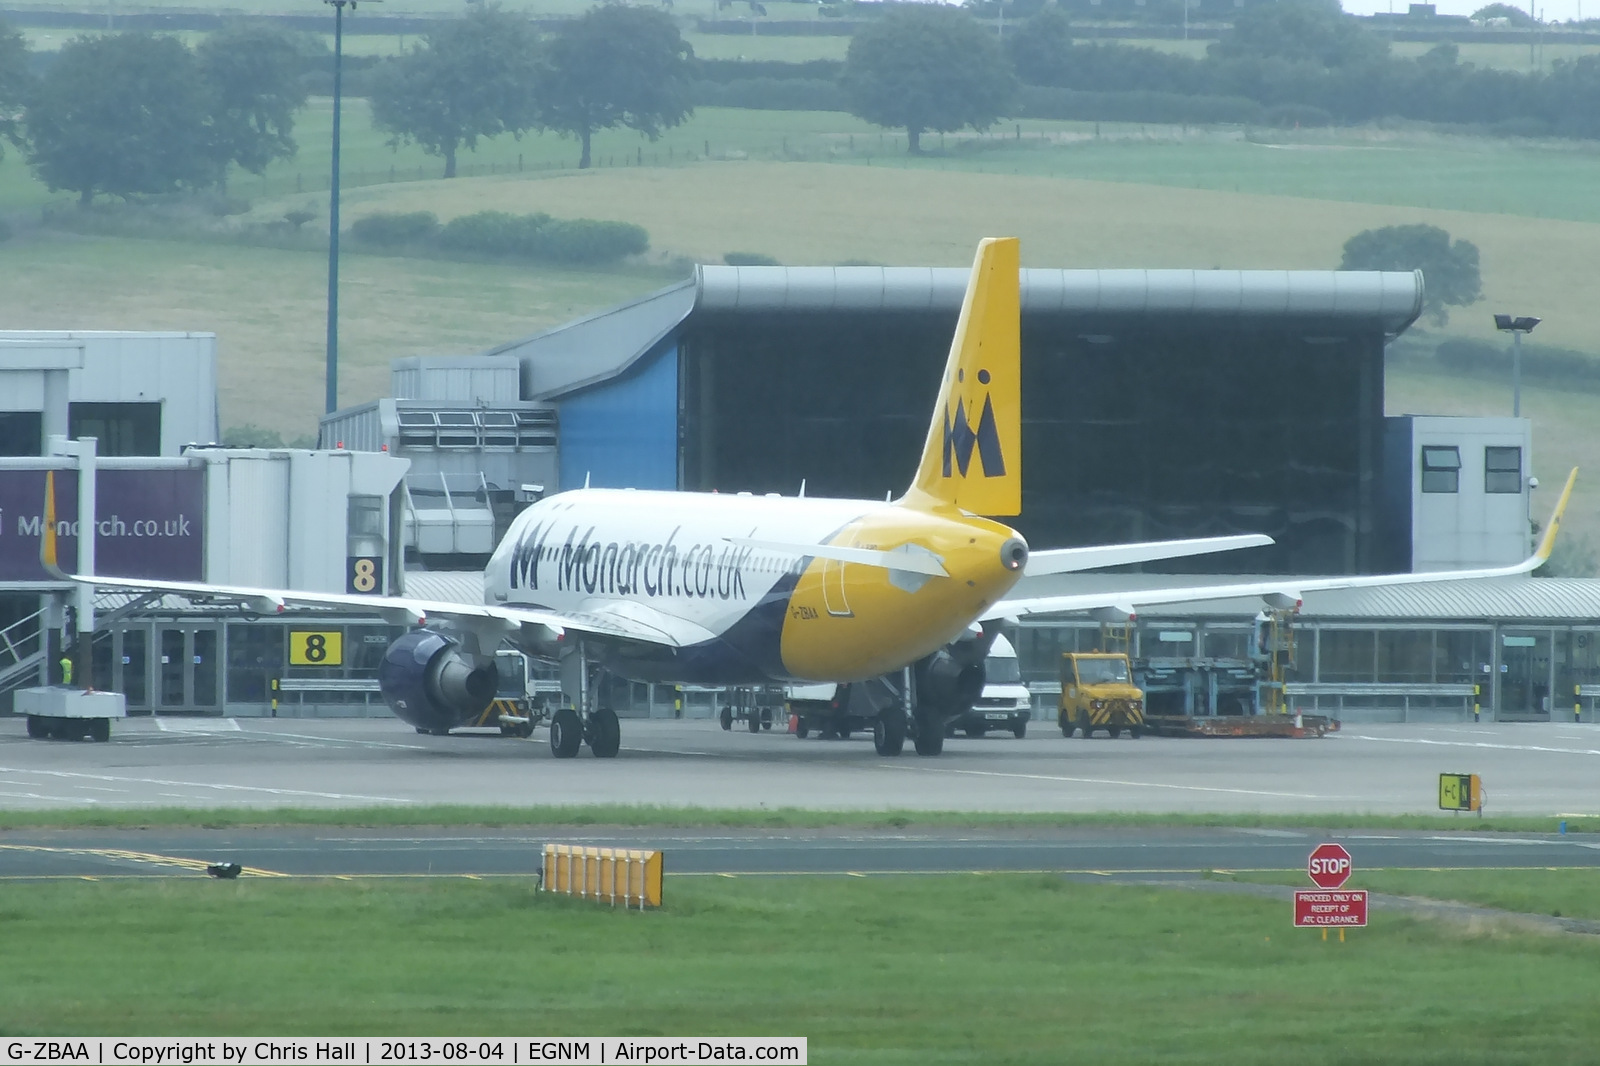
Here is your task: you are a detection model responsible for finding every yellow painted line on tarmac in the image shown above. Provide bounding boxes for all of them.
[0,864,1591,883]
[0,843,288,878]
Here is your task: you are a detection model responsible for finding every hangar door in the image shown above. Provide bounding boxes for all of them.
[557,342,678,491]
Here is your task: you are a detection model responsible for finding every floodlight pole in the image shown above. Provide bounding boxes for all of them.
[324,0,377,416]
[1494,314,1541,418]
[1511,329,1523,417]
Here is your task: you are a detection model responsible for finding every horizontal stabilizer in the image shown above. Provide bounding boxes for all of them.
[727,537,949,577]
[1025,534,1273,577]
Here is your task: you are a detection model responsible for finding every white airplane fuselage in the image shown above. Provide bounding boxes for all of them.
[483,488,1028,685]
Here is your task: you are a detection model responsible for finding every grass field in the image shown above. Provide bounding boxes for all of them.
[10,103,1600,223]
[0,237,675,428]
[3,874,1598,1061]
[0,804,1595,833]
[1222,868,1600,922]
[14,15,1598,71]
[327,157,1600,352]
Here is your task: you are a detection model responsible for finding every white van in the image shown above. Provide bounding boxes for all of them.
[784,635,1032,739]
[943,634,1033,738]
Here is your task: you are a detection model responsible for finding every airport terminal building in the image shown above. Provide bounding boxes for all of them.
[0,266,1585,723]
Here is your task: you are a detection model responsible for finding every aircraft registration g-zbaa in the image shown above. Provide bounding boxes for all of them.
[45,238,1576,758]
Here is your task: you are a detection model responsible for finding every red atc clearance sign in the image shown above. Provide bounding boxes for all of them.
[1297,841,1366,928]
[1307,842,1353,889]
[1294,890,1369,927]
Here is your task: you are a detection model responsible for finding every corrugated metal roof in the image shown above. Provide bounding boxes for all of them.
[487,280,697,402]
[695,267,1424,335]
[491,267,1423,401]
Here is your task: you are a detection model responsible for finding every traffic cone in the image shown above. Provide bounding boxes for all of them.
[788,713,799,734]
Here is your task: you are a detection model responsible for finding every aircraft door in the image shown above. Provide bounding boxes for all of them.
[822,558,853,617]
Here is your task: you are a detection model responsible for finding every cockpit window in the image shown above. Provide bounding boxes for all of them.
[1076,658,1130,684]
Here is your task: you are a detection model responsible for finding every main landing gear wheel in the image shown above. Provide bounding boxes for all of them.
[747,711,761,734]
[550,708,583,759]
[873,711,906,757]
[913,716,945,757]
[719,707,733,731]
[587,708,621,758]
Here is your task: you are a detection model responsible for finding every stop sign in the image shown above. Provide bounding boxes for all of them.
[1307,843,1352,889]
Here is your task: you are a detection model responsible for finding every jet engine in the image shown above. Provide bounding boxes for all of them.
[377,630,497,734]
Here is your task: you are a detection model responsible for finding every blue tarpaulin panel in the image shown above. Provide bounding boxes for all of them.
[557,341,677,491]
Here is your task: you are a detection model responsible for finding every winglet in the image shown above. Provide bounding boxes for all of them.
[1534,467,1578,564]
[40,470,68,580]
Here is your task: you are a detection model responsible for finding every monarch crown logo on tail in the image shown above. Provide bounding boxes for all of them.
[909,237,1022,517]
[943,371,1006,479]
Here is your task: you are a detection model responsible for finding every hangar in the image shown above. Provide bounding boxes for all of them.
[470,266,1428,576]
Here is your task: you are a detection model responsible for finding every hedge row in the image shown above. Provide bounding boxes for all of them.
[692,77,846,112]
[349,210,648,265]
[1435,337,1600,389]
[1013,85,1269,126]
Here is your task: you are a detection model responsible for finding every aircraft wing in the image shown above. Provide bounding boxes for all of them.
[36,470,694,648]
[55,571,706,648]
[1024,534,1273,577]
[985,468,1577,621]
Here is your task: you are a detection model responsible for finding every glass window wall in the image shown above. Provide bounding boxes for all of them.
[1318,629,1376,682]
[1377,630,1433,684]
[226,623,284,704]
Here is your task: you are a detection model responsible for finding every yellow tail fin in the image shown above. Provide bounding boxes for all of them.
[907,237,1022,516]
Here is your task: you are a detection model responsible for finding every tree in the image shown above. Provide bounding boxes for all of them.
[540,4,695,170]
[1209,0,1388,70]
[842,4,1014,155]
[1340,224,1482,325]
[369,6,542,179]
[196,24,310,190]
[1004,6,1074,88]
[25,33,212,205]
[1471,3,1537,25]
[0,19,29,163]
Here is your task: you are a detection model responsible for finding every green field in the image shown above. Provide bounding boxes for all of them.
[1,804,1595,834]
[2,873,1598,1061]
[1222,868,1600,922]
[0,237,675,427]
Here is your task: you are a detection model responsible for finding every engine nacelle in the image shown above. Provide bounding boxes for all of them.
[914,648,986,719]
[378,630,497,732]
[912,621,1004,722]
